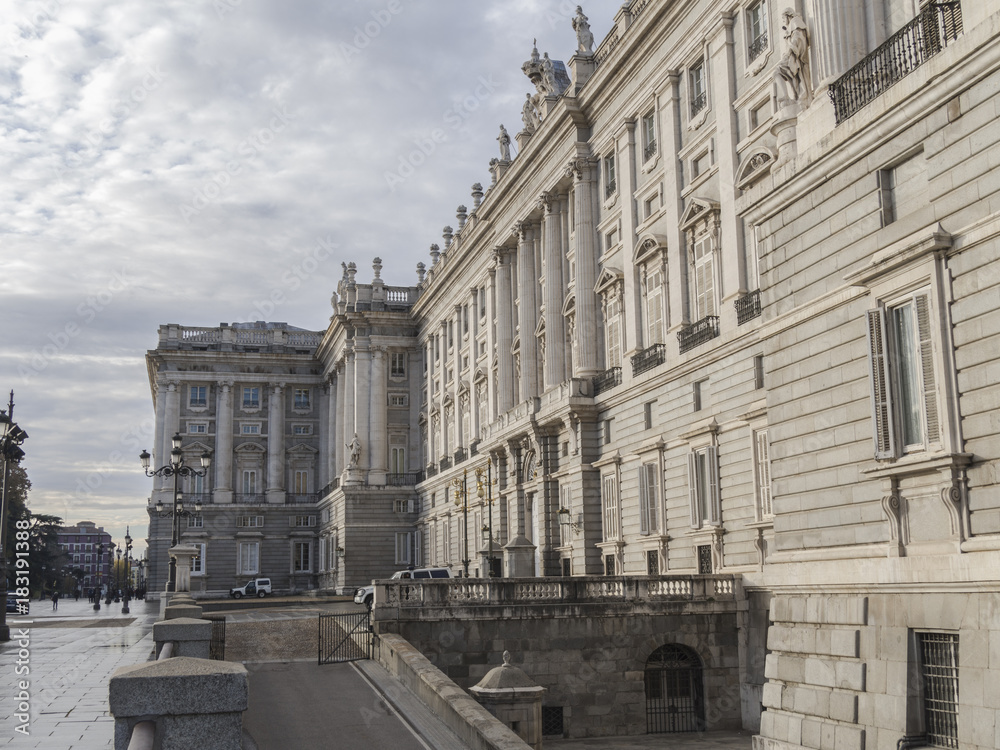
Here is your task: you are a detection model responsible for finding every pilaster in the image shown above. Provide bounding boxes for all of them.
[369,347,388,484]
[266,383,285,503]
[516,222,539,400]
[568,158,600,377]
[541,193,566,389]
[495,248,516,414]
[214,380,234,503]
[354,345,371,472]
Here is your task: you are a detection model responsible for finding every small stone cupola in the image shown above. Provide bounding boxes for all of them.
[469,650,546,749]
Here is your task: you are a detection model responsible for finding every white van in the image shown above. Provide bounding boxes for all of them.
[353,567,453,608]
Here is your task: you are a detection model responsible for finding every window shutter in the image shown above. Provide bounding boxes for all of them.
[647,462,660,533]
[914,294,940,444]
[755,430,772,519]
[687,451,700,528]
[647,269,664,345]
[706,445,720,525]
[638,466,650,535]
[413,530,422,567]
[866,307,897,459]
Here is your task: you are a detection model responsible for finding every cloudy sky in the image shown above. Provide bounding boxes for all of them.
[0,0,616,558]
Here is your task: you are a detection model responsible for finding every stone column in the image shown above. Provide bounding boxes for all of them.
[318,380,331,490]
[453,305,463,449]
[808,0,867,86]
[266,383,285,503]
[486,264,498,423]
[335,363,346,476]
[214,381,234,503]
[561,195,572,381]
[424,339,434,465]
[541,196,565,390]
[341,351,356,476]
[369,347,388,484]
[662,72,687,334]
[160,380,180,498]
[619,121,641,358]
[712,14,744,328]
[153,378,167,493]
[516,223,539,400]
[354,346,371,473]
[495,249,515,413]
[568,159,600,377]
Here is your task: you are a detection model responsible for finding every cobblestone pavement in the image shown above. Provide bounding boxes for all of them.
[0,597,158,749]
[547,731,754,748]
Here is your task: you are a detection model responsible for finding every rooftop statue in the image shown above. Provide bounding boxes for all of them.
[542,53,559,95]
[521,93,540,133]
[573,6,594,55]
[498,124,511,161]
[775,8,812,106]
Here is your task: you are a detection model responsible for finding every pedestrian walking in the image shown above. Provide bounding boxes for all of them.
[51,591,59,610]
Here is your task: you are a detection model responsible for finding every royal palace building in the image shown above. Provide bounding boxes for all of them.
[145,1,1000,746]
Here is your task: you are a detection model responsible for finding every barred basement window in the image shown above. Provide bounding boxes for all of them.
[541,706,565,737]
[917,632,959,748]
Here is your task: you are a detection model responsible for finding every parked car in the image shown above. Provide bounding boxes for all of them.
[353,567,454,608]
[229,578,272,599]
[6,593,28,615]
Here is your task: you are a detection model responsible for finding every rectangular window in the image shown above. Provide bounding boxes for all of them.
[294,515,315,527]
[188,423,207,434]
[749,98,771,131]
[294,388,310,409]
[395,532,413,565]
[605,293,622,368]
[293,541,311,572]
[866,292,939,459]
[189,385,207,407]
[604,554,616,576]
[602,418,613,445]
[646,265,664,345]
[391,352,407,377]
[187,515,204,528]
[604,152,617,198]
[646,549,659,575]
[641,110,657,162]
[237,515,264,527]
[917,632,959,748]
[643,402,654,430]
[241,423,260,435]
[747,1,768,61]
[689,59,707,116]
[638,462,660,535]
[242,470,257,494]
[293,470,308,494]
[394,499,412,513]
[391,446,406,474]
[239,542,259,574]
[688,446,720,528]
[880,152,927,226]
[293,424,311,435]
[754,354,765,389]
[191,543,206,575]
[242,387,259,409]
[697,544,713,573]
[692,151,710,179]
[389,393,409,407]
[693,235,717,320]
[753,429,773,520]
[601,474,619,541]
[693,379,706,412]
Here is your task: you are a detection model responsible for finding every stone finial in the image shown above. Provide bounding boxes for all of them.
[443,226,454,249]
[416,262,426,284]
[341,262,349,281]
[372,257,382,280]
[456,206,468,230]
[471,183,484,209]
[346,262,357,284]
[430,244,440,266]
[502,649,511,666]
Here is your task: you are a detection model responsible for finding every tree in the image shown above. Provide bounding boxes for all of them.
[3,465,65,595]
[2,463,30,562]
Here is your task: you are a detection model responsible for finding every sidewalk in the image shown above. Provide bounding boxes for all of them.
[0,597,158,749]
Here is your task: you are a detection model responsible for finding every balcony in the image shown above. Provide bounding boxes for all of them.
[425,464,438,479]
[592,367,622,396]
[643,139,657,162]
[388,472,423,486]
[439,456,452,471]
[234,494,265,504]
[631,344,667,377]
[605,178,617,199]
[690,90,707,117]
[677,316,720,354]
[829,1,962,124]
[747,32,767,62]
[454,447,467,464]
[286,493,318,504]
[735,289,762,325]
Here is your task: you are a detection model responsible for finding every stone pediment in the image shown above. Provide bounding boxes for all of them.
[735,149,775,189]
[594,266,623,295]
[679,197,720,232]
[183,441,213,455]
[473,367,488,384]
[634,233,669,263]
[534,316,545,338]
[235,442,265,453]
[287,444,318,455]
[561,292,575,317]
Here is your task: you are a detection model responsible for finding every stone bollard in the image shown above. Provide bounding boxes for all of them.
[153,617,213,660]
[470,650,546,750]
[109,656,248,750]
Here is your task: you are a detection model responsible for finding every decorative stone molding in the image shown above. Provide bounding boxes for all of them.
[735,148,775,190]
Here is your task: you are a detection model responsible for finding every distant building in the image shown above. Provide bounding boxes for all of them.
[145,1,1000,747]
[56,521,113,590]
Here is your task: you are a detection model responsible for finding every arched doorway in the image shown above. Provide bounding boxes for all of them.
[644,643,706,733]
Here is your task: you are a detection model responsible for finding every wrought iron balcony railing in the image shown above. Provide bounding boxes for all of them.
[748,32,768,62]
[593,366,622,396]
[677,316,720,354]
[286,493,318,504]
[643,140,657,162]
[605,178,617,199]
[631,344,667,377]
[425,464,438,479]
[388,472,423,486]
[735,289,762,325]
[829,0,962,124]
[234,493,266,504]
[454,447,467,464]
[690,90,707,117]
[439,456,452,470]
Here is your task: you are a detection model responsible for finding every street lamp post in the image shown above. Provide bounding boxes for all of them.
[114,548,122,602]
[0,390,28,642]
[475,458,497,577]
[122,529,132,614]
[451,470,470,577]
[140,433,211,593]
[105,542,115,604]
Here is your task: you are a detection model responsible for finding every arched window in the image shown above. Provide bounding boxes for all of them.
[644,644,705,733]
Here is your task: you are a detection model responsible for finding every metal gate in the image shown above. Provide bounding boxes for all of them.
[206,615,226,661]
[644,644,706,733]
[318,611,372,665]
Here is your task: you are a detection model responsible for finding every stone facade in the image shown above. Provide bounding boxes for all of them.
[144,1,1000,746]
